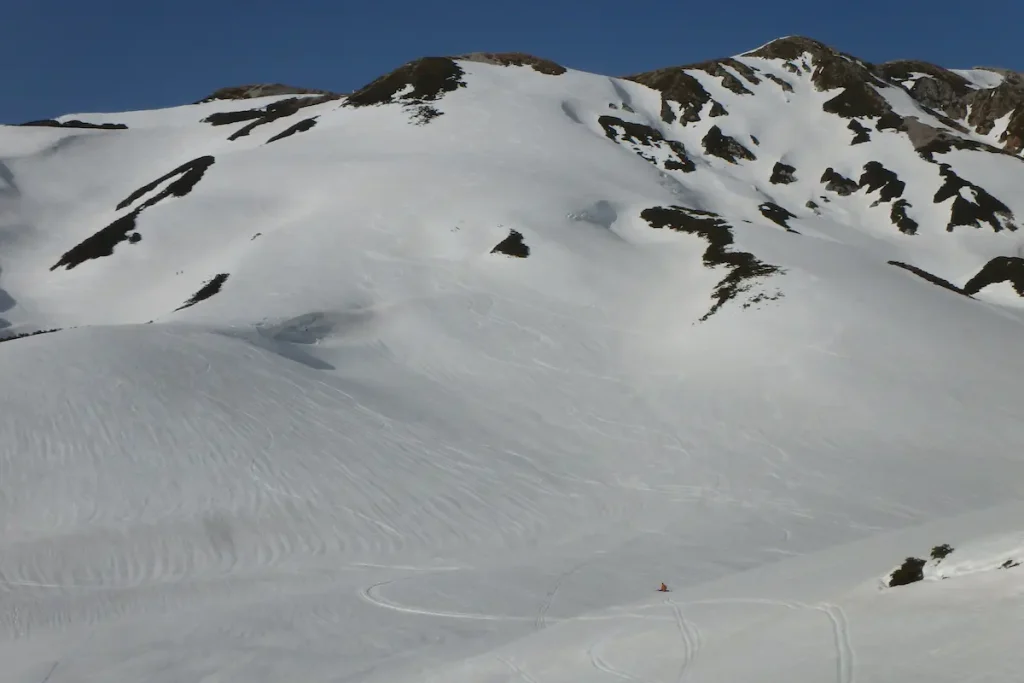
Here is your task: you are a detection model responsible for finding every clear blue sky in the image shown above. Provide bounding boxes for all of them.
[3,0,1021,123]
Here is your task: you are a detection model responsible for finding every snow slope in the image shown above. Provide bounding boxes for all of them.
[2,37,1024,682]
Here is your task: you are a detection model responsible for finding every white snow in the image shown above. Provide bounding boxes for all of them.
[53,94,325,129]
[894,71,935,89]
[950,68,1007,90]
[918,533,1024,582]
[3,49,1024,683]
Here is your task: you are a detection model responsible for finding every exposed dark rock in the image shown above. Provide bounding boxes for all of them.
[18,119,128,130]
[51,213,140,271]
[816,59,886,92]
[917,133,1004,160]
[343,57,467,124]
[770,161,797,184]
[598,116,695,172]
[963,256,1024,295]
[931,544,954,560]
[346,57,466,107]
[888,261,967,295]
[748,37,886,90]
[748,37,899,122]
[859,161,905,202]
[266,117,318,144]
[204,97,306,126]
[702,125,755,163]
[456,52,566,75]
[995,109,1024,154]
[720,59,763,86]
[745,36,834,62]
[117,156,216,211]
[0,328,62,344]
[1002,559,1021,569]
[924,108,972,134]
[890,199,919,234]
[889,557,927,587]
[820,167,858,195]
[875,112,904,131]
[197,84,339,104]
[205,95,335,139]
[750,135,760,146]
[709,101,728,117]
[176,273,230,311]
[762,73,794,92]
[806,200,820,212]
[872,60,1024,153]
[624,67,716,124]
[933,164,1015,232]
[823,83,890,118]
[900,117,1009,161]
[848,119,871,144]
[689,59,756,95]
[227,120,265,141]
[903,117,944,150]
[53,156,216,271]
[641,206,783,321]
[750,39,1023,146]
[759,202,799,232]
[491,229,530,257]
[410,106,442,125]
[878,61,973,119]
[966,79,1024,152]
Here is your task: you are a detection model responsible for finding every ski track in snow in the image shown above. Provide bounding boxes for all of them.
[37,661,59,683]
[818,602,856,683]
[363,578,864,683]
[498,656,541,683]
[587,629,656,683]
[362,579,534,623]
[535,555,599,630]
[667,598,702,681]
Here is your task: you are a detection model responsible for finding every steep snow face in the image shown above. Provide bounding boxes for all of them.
[3,38,1024,683]
[950,68,1007,90]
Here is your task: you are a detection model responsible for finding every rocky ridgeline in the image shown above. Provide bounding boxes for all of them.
[40,38,1024,321]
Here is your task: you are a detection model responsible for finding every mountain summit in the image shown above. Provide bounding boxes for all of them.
[4,36,1024,683]
[14,35,1024,326]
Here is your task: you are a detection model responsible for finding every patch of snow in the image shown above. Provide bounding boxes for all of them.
[923,533,1024,581]
[950,68,1006,90]
[55,94,324,129]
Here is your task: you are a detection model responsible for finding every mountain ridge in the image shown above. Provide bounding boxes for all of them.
[5,34,1024,683]
[12,34,1024,329]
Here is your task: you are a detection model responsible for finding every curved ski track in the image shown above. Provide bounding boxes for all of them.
[363,581,855,682]
[667,598,702,681]
[587,629,657,683]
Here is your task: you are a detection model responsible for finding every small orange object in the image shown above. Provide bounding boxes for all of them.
[657,582,669,592]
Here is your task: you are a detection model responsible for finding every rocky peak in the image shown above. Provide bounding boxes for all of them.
[742,35,839,62]
[455,52,567,75]
[196,84,340,104]
[875,60,1024,153]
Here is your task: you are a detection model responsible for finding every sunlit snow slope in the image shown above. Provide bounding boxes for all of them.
[3,37,1024,683]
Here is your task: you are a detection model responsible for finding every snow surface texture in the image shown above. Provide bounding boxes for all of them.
[3,36,1024,682]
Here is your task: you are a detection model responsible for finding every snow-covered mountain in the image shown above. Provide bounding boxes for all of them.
[3,36,1024,682]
